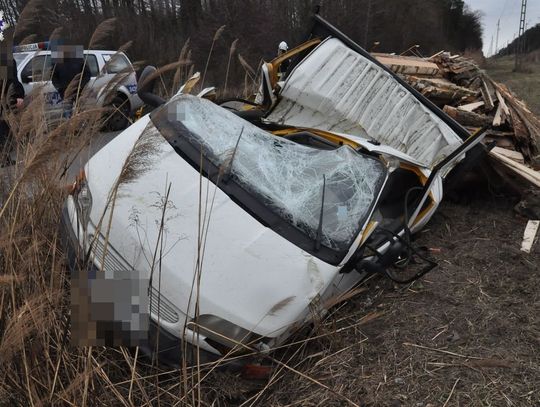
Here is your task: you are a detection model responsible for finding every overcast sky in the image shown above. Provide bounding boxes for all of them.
[465,0,540,55]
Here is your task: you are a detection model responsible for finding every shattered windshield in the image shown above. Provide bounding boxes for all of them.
[156,95,386,253]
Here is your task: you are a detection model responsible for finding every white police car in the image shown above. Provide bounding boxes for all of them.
[13,42,143,130]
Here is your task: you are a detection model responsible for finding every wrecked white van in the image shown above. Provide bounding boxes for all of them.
[62,15,485,366]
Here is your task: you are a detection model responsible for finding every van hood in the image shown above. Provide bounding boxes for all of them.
[84,114,341,339]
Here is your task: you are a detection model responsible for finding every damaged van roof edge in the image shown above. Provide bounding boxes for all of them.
[308,13,472,142]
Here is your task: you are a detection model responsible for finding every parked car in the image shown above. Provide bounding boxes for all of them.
[13,42,143,130]
[62,15,485,367]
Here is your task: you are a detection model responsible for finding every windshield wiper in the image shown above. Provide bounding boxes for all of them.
[314,174,326,252]
[221,126,244,183]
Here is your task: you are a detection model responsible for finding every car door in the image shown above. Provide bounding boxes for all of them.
[97,53,140,109]
[19,53,60,108]
[78,53,101,108]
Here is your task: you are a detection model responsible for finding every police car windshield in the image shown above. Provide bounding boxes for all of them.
[14,54,27,67]
[103,54,131,74]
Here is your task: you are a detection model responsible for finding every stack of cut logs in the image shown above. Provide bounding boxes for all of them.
[374,52,540,189]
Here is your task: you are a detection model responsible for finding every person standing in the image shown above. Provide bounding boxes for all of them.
[0,56,24,166]
[7,59,25,109]
[277,41,290,80]
[51,42,91,118]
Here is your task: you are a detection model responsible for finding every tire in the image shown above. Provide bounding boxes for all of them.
[107,95,130,131]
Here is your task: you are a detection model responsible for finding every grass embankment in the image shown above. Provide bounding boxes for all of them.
[485,54,540,116]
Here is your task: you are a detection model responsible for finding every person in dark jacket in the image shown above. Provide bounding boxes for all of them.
[51,43,91,118]
[0,58,25,166]
[1,59,24,109]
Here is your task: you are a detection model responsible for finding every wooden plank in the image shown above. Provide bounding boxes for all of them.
[490,150,540,188]
[405,76,477,104]
[443,105,491,127]
[453,66,476,75]
[495,90,510,116]
[491,147,525,164]
[373,54,441,76]
[422,78,457,87]
[428,50,445,59]
[469,77,483,91]
[484,130,515,137]
[493,81,540,156]
[493,104,503,127]
[484,136,516,149]
[509,107,532,159]
[458,101,484,112]
[481,79,495,112]
[520,220,540,254]
[484,78,498,99]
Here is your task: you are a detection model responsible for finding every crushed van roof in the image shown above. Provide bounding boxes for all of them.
[267,38,464,169]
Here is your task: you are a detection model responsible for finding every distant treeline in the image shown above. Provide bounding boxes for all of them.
[498,24,540,57]
[1,0,483,89]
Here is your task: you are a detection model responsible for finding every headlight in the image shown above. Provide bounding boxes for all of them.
[188,314,267,355]
[71,169,93,229]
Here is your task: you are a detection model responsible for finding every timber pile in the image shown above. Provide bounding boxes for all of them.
[375,52,540,189]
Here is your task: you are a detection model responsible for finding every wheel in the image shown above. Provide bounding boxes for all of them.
[107,95,130,131]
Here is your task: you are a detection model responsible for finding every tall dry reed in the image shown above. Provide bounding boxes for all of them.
[0,21,377,406]
[201,25,226,90]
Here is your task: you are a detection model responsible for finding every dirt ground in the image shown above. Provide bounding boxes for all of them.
[205,193,539,406]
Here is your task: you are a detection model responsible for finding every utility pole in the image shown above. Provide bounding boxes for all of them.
[514,0,527,71]
[488,35,494,58]
[495,19,500,55]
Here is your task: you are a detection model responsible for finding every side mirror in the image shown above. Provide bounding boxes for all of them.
[137,65,165,108]
[21,74,32,84]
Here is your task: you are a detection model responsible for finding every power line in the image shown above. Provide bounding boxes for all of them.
[498,0,510,21]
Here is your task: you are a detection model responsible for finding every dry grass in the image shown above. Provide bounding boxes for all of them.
[0,92,104,406]
[88,18,118,49]
[486,54,540,116]
[13,0,47,41]
[224,39,239,95]
[173,39,193,93]
[0,51,379,405]
[201,25,226,90]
